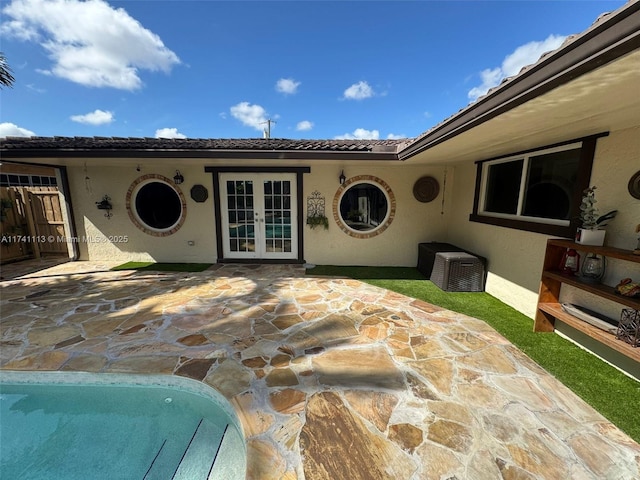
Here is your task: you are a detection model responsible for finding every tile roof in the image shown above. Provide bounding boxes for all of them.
[0,136,408,154]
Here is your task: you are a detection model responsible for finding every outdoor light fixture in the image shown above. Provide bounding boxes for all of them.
[173,170,184,185]
[96,195,113,219]
[339,170,346,185]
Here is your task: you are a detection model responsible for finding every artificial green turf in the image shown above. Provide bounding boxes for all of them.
[307,265,640,442]
[111,262,213,272]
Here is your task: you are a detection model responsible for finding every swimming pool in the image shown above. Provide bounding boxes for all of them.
[0,372,246,480]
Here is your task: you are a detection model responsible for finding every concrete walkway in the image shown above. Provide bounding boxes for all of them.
[1,261,639,479]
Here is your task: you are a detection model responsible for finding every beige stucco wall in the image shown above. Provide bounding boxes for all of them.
[558,126,640,320]
[303,164,450,266]
[67,164,218,263]
[64,161,449,267]
[446,125,640,320]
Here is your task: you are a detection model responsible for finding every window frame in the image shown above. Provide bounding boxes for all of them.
[126,174,187,237]
[469,134,604,237]
[333,175,396,239]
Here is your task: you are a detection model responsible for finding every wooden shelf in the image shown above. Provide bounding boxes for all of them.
[542,271,640,310]
[535,239,640,363]
[538,303,640,363]
[546,238,640,263]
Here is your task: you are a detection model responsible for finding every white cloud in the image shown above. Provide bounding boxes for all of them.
[1,0,180,90]
[343,81,374,100]
[0,122,35,137]
[276,78,300,95]
[296,120,313,131]
[386,133,405,140]
[334,128,380,140]
[468,34,566,101]
[155,127,186,139]
[26,83,46,93]
[70,109,113,125]
[230,102,269,131]
[468,68,502,101]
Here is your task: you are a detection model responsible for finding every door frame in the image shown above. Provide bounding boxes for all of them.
[206,166,310,264]
[219,172,298,260]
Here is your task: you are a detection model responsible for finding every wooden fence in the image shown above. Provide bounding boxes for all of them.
[0,186,68,264]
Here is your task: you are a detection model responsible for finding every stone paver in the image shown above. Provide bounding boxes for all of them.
[1,260,639,479]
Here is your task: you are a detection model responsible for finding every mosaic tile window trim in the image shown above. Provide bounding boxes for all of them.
[126,174,187,237]
[333,175,396,239]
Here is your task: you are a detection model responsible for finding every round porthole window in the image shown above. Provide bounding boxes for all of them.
[334,175,396,238]
[127,174,186,236]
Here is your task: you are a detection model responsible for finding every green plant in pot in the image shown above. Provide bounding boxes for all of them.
[575,186,617,246]
[306,214,329,230]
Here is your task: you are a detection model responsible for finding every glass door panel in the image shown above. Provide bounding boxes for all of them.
[263,180,293,254]
[225,180,255,254]
[220,173,297,259]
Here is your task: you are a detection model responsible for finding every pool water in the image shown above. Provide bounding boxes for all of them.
[0,374,245,480]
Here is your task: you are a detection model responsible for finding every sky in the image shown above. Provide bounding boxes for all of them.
[0,0,628,141]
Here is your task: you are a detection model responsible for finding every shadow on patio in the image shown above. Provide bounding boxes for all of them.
[1,262,639,479]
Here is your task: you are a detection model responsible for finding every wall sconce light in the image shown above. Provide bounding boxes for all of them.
[339,170,346,185]
[96,195,113,219]
[173,170,184,185]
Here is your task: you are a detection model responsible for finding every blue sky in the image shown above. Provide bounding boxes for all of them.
[0,0,627,140]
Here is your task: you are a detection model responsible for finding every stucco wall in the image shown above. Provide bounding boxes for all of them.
[446,125,640,320]
[67,164,218,263]
[63,126,638,302]
[303,164,449,266]
[65,161,449,267]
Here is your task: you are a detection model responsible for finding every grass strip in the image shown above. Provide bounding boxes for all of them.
[307,265,640,442]
[111,262,213,272]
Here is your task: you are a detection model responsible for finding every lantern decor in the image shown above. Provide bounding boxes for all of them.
[616,309,640,347]
[559,248,580,276]
[581,253,606,284]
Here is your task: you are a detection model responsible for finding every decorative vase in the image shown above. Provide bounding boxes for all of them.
[575,228,606,246]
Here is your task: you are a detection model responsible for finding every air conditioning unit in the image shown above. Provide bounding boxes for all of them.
[430,252,485,292]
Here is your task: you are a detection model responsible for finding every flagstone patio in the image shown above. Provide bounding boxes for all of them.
[1,260,639,479]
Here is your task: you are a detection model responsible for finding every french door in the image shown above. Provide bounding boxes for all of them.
[220,173,297,260]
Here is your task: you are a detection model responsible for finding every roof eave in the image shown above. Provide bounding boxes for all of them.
[0,148,400,161]
[398,0,640,161]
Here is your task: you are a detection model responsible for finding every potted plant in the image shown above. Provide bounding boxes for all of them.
[306,214,329,230]
[575,186,617,246]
